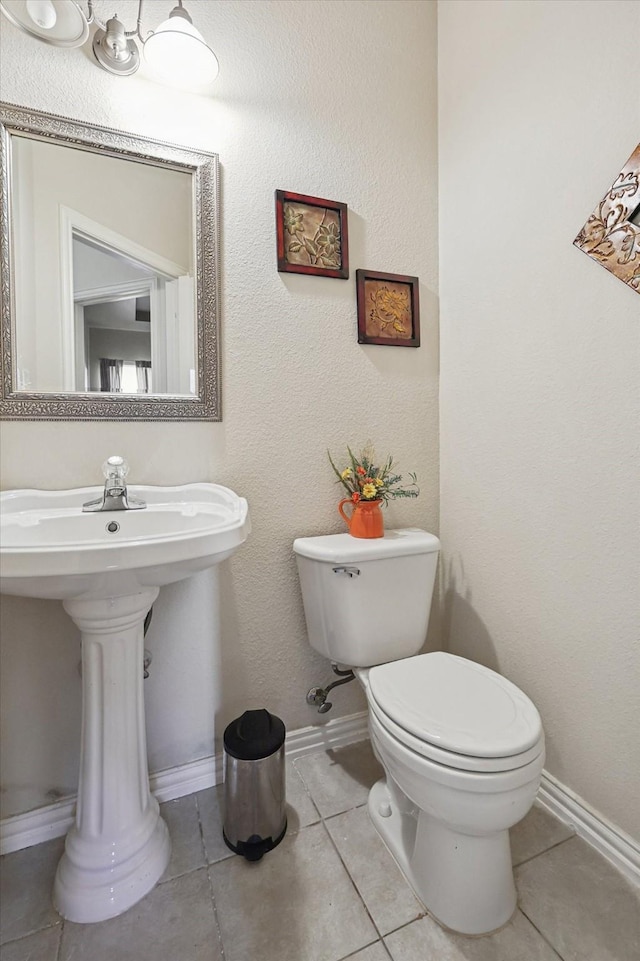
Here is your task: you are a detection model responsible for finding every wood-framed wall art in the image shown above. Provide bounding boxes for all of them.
[356,269,420,347]
[275,190,349,279]
[574,143,640,296]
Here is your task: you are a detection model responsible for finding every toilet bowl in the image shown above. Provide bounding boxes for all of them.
[360,655,544,934]
[293,529,545,936]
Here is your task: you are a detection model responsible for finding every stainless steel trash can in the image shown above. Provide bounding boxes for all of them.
[222,709,287,861]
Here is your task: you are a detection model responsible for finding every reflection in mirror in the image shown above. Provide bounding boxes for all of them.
[12,134,194,396]
[70,230,195,396]
[1,103,220,420]
[73,235,154,394]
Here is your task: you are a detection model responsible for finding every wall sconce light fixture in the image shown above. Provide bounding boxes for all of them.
[0,0,219,87]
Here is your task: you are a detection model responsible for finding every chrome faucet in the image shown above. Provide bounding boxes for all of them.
[82,456,146,512]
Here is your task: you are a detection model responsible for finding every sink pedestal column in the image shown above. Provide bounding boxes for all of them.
[54,589,171,923]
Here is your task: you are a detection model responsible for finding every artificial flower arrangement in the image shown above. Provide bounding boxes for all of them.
[328,444,419,505]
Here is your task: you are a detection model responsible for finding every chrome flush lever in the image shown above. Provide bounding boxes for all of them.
[332,566,360,577]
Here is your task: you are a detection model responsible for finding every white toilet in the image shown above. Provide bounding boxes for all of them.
[293,528,544,936]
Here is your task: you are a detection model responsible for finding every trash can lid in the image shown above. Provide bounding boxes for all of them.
[223,709,286,760]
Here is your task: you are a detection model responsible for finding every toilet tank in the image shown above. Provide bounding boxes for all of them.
[293,529,440,668]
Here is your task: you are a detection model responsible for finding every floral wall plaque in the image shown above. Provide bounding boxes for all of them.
[356,269,420,347]
[275,190,349,279]
[574,144,640,295]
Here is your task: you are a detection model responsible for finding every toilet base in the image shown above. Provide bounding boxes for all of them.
[368,779,517,936]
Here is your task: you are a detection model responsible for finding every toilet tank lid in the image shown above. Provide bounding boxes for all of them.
[293,528,440,563]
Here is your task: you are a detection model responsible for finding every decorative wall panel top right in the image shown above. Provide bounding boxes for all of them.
[574,144,640,296]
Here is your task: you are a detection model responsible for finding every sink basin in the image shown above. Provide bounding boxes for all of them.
[0,482,250,924]
[0,483,250,599]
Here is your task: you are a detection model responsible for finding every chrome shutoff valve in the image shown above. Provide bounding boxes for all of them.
[306,664,356,714]
[306,687,333,714]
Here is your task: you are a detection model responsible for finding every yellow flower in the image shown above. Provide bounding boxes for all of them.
[316,223,341,259]
[341,468,352,479]
[374,477,383,487]
[362,483,377,499]
[284,206,304,235]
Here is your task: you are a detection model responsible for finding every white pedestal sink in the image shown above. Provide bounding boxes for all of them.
[0,483,250,923]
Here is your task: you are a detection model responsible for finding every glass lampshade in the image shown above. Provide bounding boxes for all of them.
[26,0,57,29]
[143,15,219,87]
[0,0,88,47]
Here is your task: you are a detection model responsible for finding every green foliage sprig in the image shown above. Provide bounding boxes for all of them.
[328,444,419,505]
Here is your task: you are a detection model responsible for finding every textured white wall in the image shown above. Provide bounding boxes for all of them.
[0,1,439,816]
[439,0,640,838]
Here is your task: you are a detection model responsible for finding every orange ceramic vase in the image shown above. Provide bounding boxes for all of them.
[338,499,384,538]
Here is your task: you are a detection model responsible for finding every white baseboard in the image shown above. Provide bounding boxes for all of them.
[151,710,370,803]
[538,771,640,887]
[0,796,77,855]
[3,713,638,891]
[0,711,369,856]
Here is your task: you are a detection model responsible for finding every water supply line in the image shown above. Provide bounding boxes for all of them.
[143,605,153,678]
[306,663,355,714]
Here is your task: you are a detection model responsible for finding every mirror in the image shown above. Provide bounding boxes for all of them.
[0,103,220,420]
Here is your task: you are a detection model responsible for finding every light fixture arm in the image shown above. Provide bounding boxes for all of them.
[85,0,102,30]
[86,0,146,41]
[125,0,146,43]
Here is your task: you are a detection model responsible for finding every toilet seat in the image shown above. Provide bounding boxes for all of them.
[369,697,544,773]
[367,652,544,774]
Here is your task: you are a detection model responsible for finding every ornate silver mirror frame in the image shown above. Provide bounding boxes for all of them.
[0,102,220,420]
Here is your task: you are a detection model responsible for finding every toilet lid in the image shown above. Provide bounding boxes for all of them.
[368,652,542,759]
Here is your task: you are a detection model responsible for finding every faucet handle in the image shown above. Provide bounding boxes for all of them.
[83,455,145,511]
[102,455,129,484]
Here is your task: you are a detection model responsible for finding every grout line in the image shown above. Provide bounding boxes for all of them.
[157,865,204,886]
[194,787,234,872]
[205,862,228,961]
[517,906,565,961]
[289,757,320,812]
[288,758,322,822]
[55,920,64,961]
[199,809,228,961]
[381,914,427,938]
[194,784,214,867]
[512,834,576,870]
[0,921,62,951]
[322,800,371,823]
[337,938,393,961]
[156,793,207,886]
[384,906,566,961]
[378,939,395,960]
[319,812,386,942]
[193,790,208,865]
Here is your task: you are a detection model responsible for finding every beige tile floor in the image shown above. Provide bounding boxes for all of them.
[1,742,639,961]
